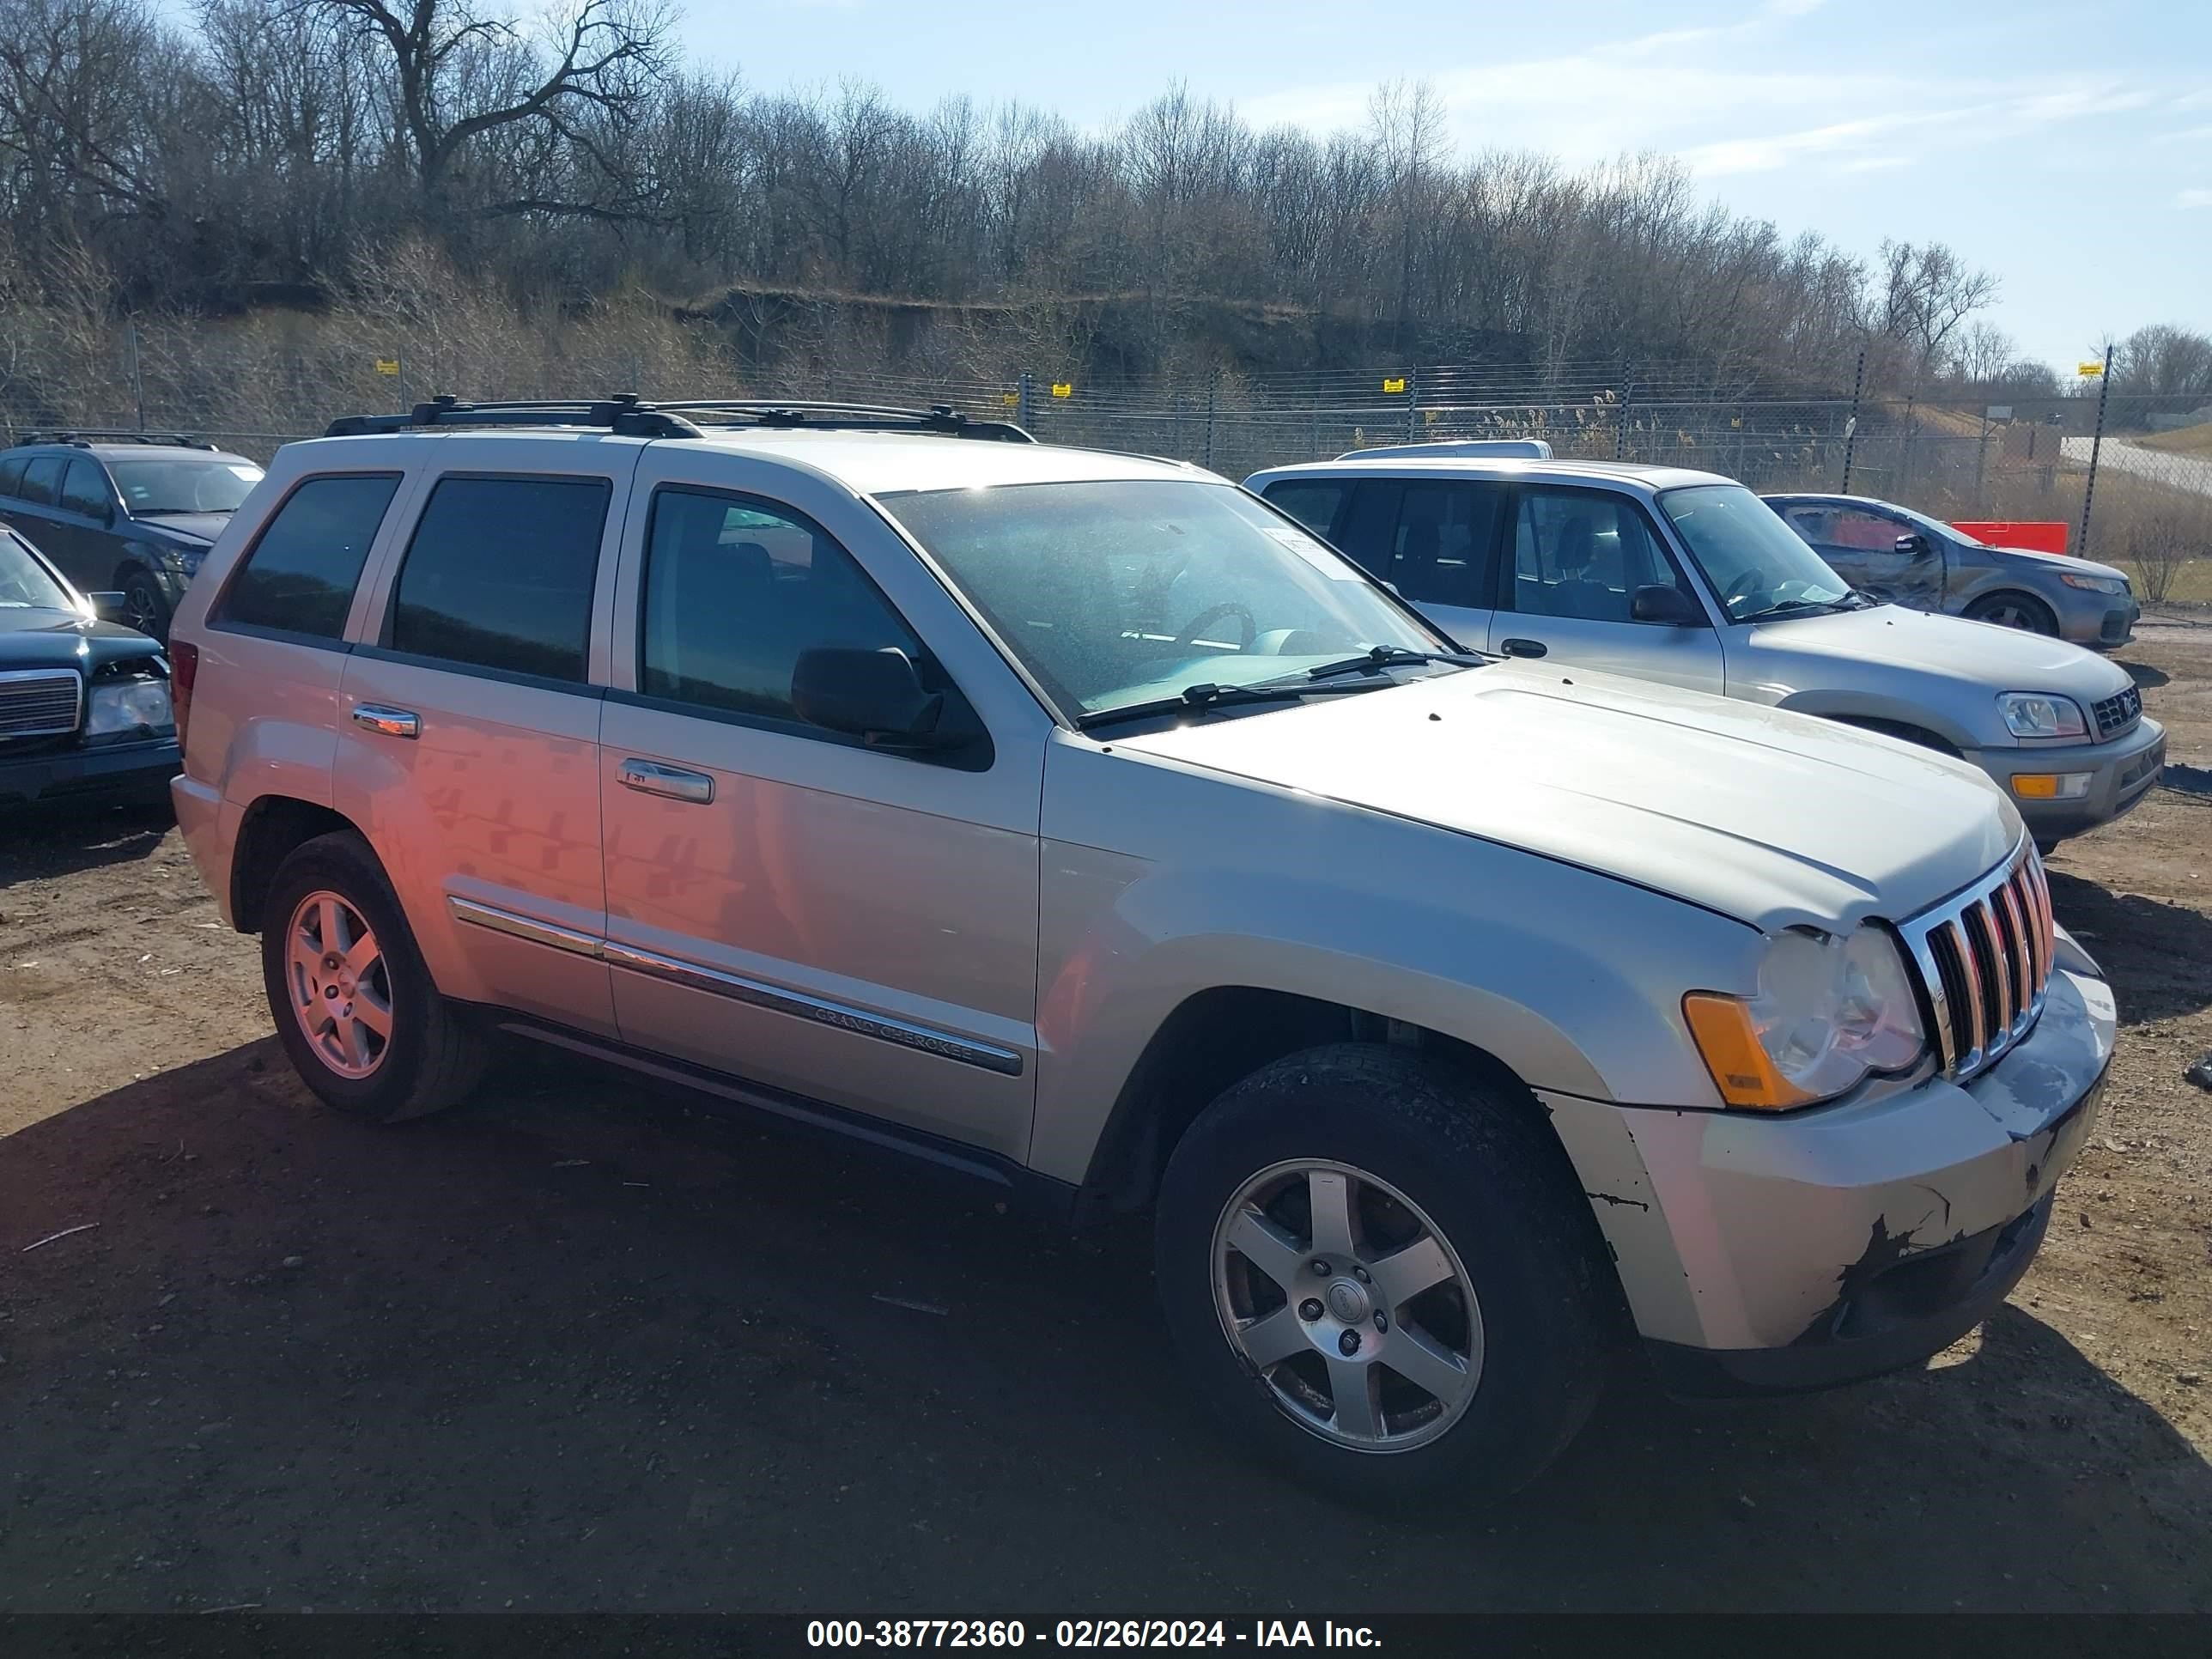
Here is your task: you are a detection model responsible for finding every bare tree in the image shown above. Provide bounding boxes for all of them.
[301,0,671,217]
[1875,240,1999,384]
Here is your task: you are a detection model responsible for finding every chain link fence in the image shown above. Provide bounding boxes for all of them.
[6,320,2207,602]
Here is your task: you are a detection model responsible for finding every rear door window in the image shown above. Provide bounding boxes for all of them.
[20,457,63,507]
[0,458,27,496]
[217,473,404,641]
[386,475,611,684]
[1260,480,1349,539]
[1332,480,1504,608]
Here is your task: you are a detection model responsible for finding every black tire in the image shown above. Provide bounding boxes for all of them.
[1154,1043,1617,1508]
[259,830,488,1123]
[117,564,172,642]
[1964,591,2058,636]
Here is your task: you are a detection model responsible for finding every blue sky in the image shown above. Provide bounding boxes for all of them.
[683,0,2211,375]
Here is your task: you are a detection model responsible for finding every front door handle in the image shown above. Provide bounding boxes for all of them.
[619,758,715,805]
[352,702,421,738]
[1498,637,1549,659]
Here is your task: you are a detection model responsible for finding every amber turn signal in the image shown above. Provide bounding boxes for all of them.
[1682,992,1816,1111]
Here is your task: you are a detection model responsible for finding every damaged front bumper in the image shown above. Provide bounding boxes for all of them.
[1545,944,2116,1398]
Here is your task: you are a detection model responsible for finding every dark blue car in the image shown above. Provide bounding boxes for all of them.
[0,525,179,810]
[0,434,264,641]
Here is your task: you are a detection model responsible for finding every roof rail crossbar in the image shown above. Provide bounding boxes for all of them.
[11,429,216,449]
[655,400,1035,442]
[320,393,1036,443]
[324,393,705,441]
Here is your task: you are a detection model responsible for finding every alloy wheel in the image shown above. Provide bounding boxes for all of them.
[1211,1158,1483,1453]
[123,576,165,637]
[284,890,394,1079]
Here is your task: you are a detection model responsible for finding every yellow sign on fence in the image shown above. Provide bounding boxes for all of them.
[2077,360,2105,377]
[374,358,401,377]
[1382,376,1407,393]
[1051,382,1073,398]
[1002,391,1019,405]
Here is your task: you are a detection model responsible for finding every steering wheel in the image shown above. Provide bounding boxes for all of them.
[1172,602,1256,653]
[1722,567,1769,611]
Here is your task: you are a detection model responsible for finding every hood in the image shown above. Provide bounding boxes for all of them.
[1982,544,2130,585]
[0,607,165,672]
[1741,604,2133,722]
[135,512,229,546]
[1115,663,2020,932]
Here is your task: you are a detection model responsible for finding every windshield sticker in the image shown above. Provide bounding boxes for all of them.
[1261,524,1362,579]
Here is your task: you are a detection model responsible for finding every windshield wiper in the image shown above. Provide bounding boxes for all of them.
[1303,645,1485,681]
[1074,676,1389,732]
[1736,597,1852,623]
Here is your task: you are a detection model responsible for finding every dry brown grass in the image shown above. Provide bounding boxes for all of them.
[2134,422,2212,458]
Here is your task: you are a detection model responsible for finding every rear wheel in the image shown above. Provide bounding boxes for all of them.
[1965,591,2057,635]
[259,831,487,1123]
[1154,1044,1615,1507]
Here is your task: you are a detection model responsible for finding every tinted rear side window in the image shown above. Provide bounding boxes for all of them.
[218,473,403,640]
[21,457,62,506]
[0,458,27,496]
[1261,481,1348,538]
[387,476,611,684]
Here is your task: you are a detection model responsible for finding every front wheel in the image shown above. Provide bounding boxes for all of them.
[117,564,173,642]
[259,830,488,1123]
[1154,1044,1616,1507]
[1965,592,2057,635]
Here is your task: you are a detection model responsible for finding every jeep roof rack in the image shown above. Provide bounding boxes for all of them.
[323,393,1035,443]
[11,429,216,449]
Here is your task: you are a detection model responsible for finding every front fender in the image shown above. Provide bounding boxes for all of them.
[1028,743,1760,1185]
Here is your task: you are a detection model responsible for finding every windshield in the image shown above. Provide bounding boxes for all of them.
[879,479,1455,720]
[107,458,264,516]
[1659,484,1856,620]
[0,532,76,611]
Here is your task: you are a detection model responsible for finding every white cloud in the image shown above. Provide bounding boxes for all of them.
[2181,188,2212,209]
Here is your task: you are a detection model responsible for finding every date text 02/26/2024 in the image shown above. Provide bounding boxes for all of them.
[806,1620,1381,1649]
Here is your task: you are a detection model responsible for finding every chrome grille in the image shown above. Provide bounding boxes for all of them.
[0,669,81,738]
[2091,684,2140,738]
[1898,843,2054,1083]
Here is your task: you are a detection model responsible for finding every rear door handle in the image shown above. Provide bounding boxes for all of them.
[352,702,420,738]
[619,758,715,805]
[1498,638,1548,659]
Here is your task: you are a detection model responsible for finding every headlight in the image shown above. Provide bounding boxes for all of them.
[1684,926,1926,1109]
[1999,691,2087,740]
[155,544,206,577]
[2059,572,2127,595]
[83,675,173,740]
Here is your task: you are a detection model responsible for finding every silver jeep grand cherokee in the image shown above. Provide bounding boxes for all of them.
[167,398,2113,1504]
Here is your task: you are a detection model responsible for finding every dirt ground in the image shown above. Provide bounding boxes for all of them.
[3,625,2210,1615]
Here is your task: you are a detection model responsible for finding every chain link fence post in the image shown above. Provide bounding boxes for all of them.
[1203,369,1218,472]
[1405,368,1419,441]
[2077,344,2114,557]
[1615,376,1633,462]
[1840,346,1865,492]
[1016,370,1033,432]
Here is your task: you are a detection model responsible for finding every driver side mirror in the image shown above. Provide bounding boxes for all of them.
[87,590,127,622]
[791,647,951,750]
[1631,584,1705,626]
[1893,532,1932,558]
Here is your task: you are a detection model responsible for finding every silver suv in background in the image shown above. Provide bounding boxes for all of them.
[168,399,2112,1504]
[1762,492,2140,649]
[1247,458,2164,848]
